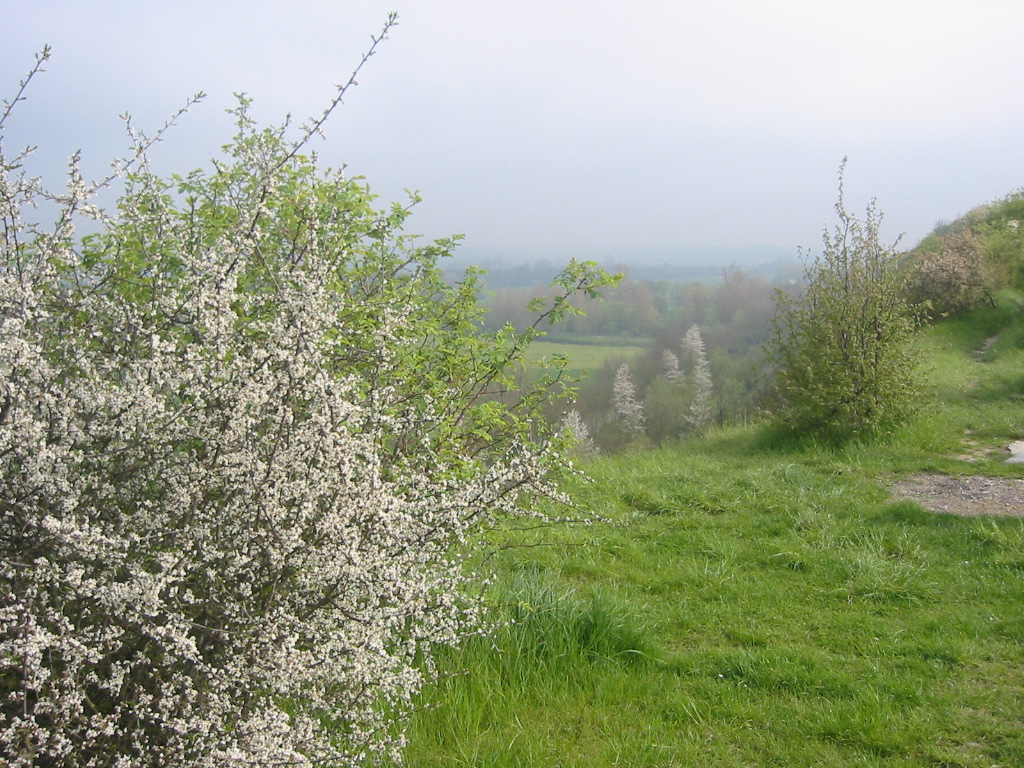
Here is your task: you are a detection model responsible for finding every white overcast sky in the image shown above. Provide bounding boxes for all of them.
[4,0,1024,263]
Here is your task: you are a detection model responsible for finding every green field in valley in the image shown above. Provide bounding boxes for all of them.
[527,339,647,375]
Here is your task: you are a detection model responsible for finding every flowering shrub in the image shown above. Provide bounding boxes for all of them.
[769,162,921,442]
[560,409,597,457]
[611,363,645,438]
[680,326,713,431]
[0,42,613,767]
[905,229,996,316]
[661,349,682,384]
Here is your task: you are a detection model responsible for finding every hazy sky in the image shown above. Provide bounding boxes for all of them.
[4,1,1024,263]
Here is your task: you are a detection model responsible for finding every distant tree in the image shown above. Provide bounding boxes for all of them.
[643,377,685,444]
[681,326,714,431]
[769,161,922,441]
[714,375,749,426]
[562,409,598,457]
[662,348,683,384]
[612,363,646,438]
[711,268,776,349]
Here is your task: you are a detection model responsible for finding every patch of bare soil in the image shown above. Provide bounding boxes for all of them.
[889,334,1024,516]
[890,474,1024,517]
[952,433,990,463]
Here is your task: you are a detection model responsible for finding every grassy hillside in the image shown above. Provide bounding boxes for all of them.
[400,294,1024,767]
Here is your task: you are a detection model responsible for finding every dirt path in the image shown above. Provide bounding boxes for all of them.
[889,474,1024,517]
[890,332,1024,517]
[887,333,1024,517]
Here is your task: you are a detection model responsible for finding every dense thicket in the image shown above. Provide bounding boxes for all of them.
[905,191,1024,314]
[0,42,612,767]
[768,165,921,442]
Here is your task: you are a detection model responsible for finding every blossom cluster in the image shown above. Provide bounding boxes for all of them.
[560,409,597,457]
[1,58,578,766]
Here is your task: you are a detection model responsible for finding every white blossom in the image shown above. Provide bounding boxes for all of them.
[681,325,714,431]
[662,348,683,385]
[561,409,597,456]
[0,45,580,767]
[611,363,645,437]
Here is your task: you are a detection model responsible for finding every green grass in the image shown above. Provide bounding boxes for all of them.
[400,297,1024,767]
[527,339,646,376]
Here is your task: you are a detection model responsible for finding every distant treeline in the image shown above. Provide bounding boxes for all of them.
[481,265,787,347]
[444,257,802,290]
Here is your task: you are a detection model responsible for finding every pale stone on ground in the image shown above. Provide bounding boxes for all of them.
[889,474,1024,517]
[1006,440,1024,464]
